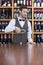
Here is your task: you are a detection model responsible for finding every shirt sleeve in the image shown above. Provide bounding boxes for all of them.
[27,21,33,43]
[5,19,16,33]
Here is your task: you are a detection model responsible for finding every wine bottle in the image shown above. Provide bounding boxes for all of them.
[0,22,2,32]
[26,0,29,6]
[30,0,32,6]
[1,9,6,19]
[14,0,17,6]
[34,22,37,32]
[17,0,20,6]
[1,34,3,43]
[4,34,7,43]
[37,34,40,43]
[20,0,22,6]
[23,0,26,6]
[41,34,43,42]
[37,22,40,32]
[7,1,11,6]
[41,2,43,7]
[0,34,1,43]
[34,34,37,42]
[37,0,40,7]
[40,22,43,32]
[2,1,7,6]
[34,0,37,7]
[2,22,5,32]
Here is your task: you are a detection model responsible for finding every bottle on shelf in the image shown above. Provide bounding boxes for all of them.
[1,34,3,43]
[37,34,40,43]
[1,9,6,19]
[23,0,26,6]
[34,22,37,32]
[37,22,41,32]
[37,0,40,7]
[40,34,43,43]
[1,22,5,32]
[34,34,37,42]
[2,1,7,6]
[41,2,43,7]
[26,0,29,6]
[0,22,2,32]
[30,0,32,6]
[27,9,32,19]
[40,22,43,32]
[34,0,37,7]
[4,34,7,43]
[7,1,11,6]
[14,0,17,6]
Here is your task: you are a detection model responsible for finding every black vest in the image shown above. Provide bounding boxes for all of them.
[12,18,28,44]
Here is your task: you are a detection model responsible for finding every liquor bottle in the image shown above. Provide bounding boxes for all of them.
[40,22,43,32]
[17,0,20,6]
[1,34,3,43]
[19,0,22,6]
[34,34,37,42]
[41,34,43,42]
[26,0,29,6]
[37,22,40,32]
[2,22,5,32]
[36,9,40,19]
[2,1,7,6]
[0,0,2,6]
[0,9,1,18]
[7,1,11,6]
[37,34,40,43]
[34,9,38,19]
[41,2,43,7]
[39,10,42,19]
[6,34,9,43]
[30,0,32,6]
[0,22,2,32]
[34,22,37,32]
[37,0,40,7]
[34,0,37,7]
[0,34,1,43]
[14,0,17,6]
[4,34,7,43]
[1,9,6,19]
[6,9,11,19]
[23,0,26,6]
[27,9,32,19]
[8,34,10,43]
[3,34,5,43]
[8,34,12,43]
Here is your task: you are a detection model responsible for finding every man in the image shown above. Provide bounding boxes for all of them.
[5,6,35,45]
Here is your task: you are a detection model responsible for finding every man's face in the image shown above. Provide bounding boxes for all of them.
[21,9,27,18]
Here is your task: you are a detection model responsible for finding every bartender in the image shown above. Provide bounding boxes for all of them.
[5,6,35,45]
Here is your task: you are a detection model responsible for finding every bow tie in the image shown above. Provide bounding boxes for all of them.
[19,19,25,21]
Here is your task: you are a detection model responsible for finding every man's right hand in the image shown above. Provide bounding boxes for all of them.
[15,26,21,34]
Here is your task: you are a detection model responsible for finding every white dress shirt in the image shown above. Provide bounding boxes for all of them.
[5,17,33,43]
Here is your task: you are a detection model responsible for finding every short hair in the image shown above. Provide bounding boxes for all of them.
[19,6,27,11]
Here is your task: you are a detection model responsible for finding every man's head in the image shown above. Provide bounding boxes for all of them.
[19,6,28,18]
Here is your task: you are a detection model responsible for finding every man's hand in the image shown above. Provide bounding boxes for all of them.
[15,26,21,34]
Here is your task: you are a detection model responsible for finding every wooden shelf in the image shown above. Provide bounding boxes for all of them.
[34,19,43,21]
[0,32,12,34]
[33,32,43,34]
[0,19,11,21]
[0,6,12,8]
[13,6,32,8]
[33,7,43,8]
